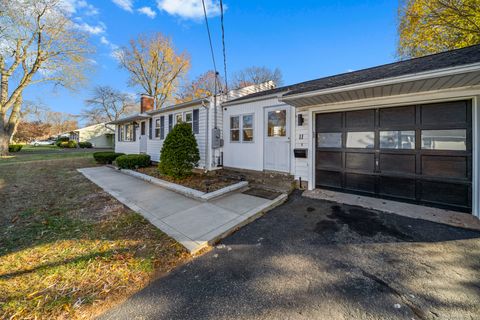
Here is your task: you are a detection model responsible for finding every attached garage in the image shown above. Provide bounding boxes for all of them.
[314,100,472,212]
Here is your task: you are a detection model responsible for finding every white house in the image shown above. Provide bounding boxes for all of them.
[112,44,480,219]
[67,123,115,148]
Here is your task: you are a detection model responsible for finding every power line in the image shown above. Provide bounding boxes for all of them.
[219,0,228,92]
[201,0,217,74]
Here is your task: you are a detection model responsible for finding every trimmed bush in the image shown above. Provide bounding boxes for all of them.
[116,154,151,169]
[93,152,124,164]
[59,140,77,148]
[78,141,93,148]
[55,136,69,146]
[8,144,23,152]
[159,122,200,179]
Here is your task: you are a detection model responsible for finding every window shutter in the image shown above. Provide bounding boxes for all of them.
[133,123,136,141]
[160,116,165,139]
[149,118,152,139]
[168,114,173,132]
[193,109,199,134]
[117,125,121,142]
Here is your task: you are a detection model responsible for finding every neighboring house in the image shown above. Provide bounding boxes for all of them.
[112,44,480,220]
[68,123,115,148]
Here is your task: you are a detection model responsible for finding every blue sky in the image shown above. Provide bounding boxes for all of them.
[25,0,398,123]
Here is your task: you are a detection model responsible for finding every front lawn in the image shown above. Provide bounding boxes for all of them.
[0,157,189,319]
[0,147,111,165]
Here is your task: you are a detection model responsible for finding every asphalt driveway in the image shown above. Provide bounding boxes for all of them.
[100,191,480,320]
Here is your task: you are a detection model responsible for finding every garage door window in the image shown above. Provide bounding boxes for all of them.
[380,131,415,149]
[317,132,342,148]
[421,129,466,151]
[346,132,374,148]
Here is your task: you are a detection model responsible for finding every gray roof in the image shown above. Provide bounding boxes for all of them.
[147,97,209,116]
[226,44,480,104]
[108,114,150,124]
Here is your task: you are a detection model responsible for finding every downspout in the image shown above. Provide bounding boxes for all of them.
[202,100,209,172]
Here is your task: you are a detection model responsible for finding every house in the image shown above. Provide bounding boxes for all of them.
[112,44,480,219]
[67,123,115,148]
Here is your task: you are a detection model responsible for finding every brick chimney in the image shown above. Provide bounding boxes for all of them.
[140,94,154,113]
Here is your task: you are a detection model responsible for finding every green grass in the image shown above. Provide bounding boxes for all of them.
[21,144,61,152]
[0,147,113,165]
[0,157,189,319]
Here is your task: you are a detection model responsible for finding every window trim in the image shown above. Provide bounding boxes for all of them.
[230,115,240,143]
[121,123,135,142]
[230,113,255,143]
[175,113,183,125]
[184,111,193,131]
[242,113,255,143]
[154,118,161,139]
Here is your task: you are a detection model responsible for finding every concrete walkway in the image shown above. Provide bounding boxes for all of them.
[78,167,286,253]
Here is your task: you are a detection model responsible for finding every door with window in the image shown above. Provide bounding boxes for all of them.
[264,106,291,172]
[315,100,472,212]
[139,121,147,153]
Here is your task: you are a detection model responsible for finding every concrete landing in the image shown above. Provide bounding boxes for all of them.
[303,188,480,231]
[78,167,287,254]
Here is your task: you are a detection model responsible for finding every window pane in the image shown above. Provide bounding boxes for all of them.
[243,129,253,142]
[268,110,286,137]
[175,114,182,123]
[346,132,374,148]
[243,115,253,129]
[230,116,239,129]
[185,112,193,122]
[380,131,415,149]
[317,132,342,148]
[421,129,466,150]
[231,129,239,141]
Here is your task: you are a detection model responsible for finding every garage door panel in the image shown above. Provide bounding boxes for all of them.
[421,101,467,126]
[379,176,416,200]
[421,155,468,179]
[346,110,375,129]
[345,152,375,172]
[345,173,375,193]
[379,154,416,174]
[420,181,470,207]
[316,112,342,130]
[379,106,415,128]
[316,151,342,169]
[316,170,342,188]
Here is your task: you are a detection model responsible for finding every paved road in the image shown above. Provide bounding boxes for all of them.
[100,191,480,320]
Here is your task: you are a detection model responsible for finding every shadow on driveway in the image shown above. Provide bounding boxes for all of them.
[100,190,480,320]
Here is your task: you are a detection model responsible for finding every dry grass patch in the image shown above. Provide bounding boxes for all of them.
[0,157,190,319]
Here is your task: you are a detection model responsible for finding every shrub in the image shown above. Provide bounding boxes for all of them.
[59,140,77,148]
[116,154,151,169]
[78,141,93,148]
[8,144,23,152]
[93,152,124,164]
[55,136,69,146]
[159,122,200,179]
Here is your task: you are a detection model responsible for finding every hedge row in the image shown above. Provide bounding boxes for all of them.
[93,152,125,164]
[8,144,23,152]
[116,154,151,169]
[78,141,93,148]
[58,141,77,148]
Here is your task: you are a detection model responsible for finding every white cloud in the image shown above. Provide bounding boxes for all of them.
[59,0,98,16]
[157,0,225,20]
[137,6,157,18]
[112,0,134,12]
[74,22,106,35]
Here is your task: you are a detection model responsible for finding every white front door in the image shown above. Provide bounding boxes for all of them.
[139,121,147,154]
[264,106,291,172]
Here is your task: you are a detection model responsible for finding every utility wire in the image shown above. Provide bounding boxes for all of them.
[219,0,228,92]
[201,0,218,74]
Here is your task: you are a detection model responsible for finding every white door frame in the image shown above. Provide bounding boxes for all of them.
[264,105,291,172]
[139,121,147,154]
[306,91,480,218]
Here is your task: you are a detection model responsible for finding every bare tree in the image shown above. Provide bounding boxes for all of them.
[118,33,190,109]
[81,86,136,125]
[0,0,92,155]
[176,70,225,103]
[231,66,283,89]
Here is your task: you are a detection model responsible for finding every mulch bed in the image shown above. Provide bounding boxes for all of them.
[136,166,241,193]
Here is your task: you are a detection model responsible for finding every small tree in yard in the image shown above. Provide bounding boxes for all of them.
[159,122,200,179]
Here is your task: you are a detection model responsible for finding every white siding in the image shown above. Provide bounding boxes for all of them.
[294,109,309,182]
[115,125,140,154]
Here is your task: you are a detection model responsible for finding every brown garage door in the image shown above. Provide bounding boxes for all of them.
[315,100,472,212]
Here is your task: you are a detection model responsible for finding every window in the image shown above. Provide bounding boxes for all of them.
[185,111,193,130]
[122,124,134,142]
[175,113,183,124]
[380,131,415,149]
[421,129,466,151]
[346,131,374,148]
[155,119,161,138]
[230,116,240,142]
[317,132,342,148]
[160,116,165,139]
[267,109,286,137]
[242,114,254,142]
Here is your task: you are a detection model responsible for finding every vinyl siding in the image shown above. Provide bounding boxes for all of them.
[294,109,309,182]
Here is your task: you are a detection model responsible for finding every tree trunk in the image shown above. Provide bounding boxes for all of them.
[0,129,10,156]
